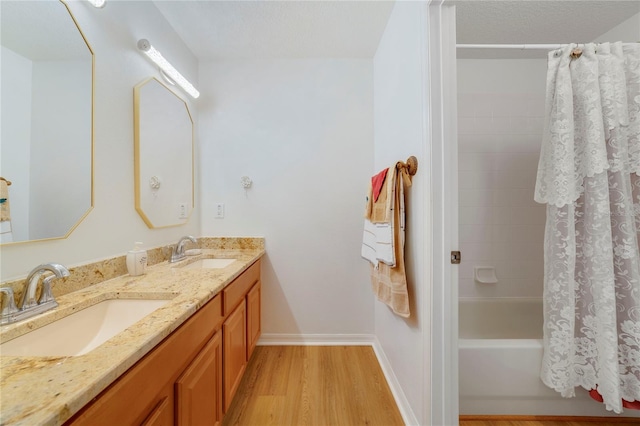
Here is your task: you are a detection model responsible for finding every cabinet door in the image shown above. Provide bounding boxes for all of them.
[175,330,223,426]
[246,281,261,361]
[223,299,247,413]
[141,396,172,426]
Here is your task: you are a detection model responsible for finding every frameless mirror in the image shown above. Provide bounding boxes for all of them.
[0,0,94,244]
[134,78,194,228]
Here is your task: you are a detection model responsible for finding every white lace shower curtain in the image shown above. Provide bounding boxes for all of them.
[535,42,640,413]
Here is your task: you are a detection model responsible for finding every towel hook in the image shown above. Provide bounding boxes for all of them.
[402,156,418,176]
[0,177,11,186]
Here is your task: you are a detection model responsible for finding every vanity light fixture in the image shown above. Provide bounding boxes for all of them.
[86,0,106,8]
[137,39,200,99]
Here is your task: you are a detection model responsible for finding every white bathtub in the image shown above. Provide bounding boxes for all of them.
[458,298,640,418]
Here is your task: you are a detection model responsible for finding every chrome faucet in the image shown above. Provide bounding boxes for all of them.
[1,263,69,325]
[0,288,18,319]
[170,236,198,263]
[20,263,70,309]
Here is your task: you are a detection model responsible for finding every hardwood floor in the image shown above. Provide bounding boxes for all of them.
[222,346,404,426]
[459,415,640,426]
[224,346,640,426]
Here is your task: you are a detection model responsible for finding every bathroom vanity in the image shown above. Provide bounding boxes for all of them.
[68,260,260,425]
[0,241,264,426]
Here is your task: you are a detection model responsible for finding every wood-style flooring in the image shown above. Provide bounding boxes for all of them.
[223,346,640,426]
[222,345,404,426]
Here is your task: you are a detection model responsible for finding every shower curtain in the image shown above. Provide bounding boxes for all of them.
[535,42,640,413]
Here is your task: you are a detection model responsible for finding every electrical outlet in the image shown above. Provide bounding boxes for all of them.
[179,203,187,219]
[215,203,224,219]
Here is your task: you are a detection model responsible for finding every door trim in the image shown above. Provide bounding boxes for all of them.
[426,1,459,425]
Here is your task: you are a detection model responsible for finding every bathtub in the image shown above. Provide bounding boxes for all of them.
[458,298,640,418]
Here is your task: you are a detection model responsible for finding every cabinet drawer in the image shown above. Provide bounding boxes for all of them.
[223,260,260,316]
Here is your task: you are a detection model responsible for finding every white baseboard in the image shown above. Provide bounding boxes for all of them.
[257,333,418,425]
[371,337,419,426]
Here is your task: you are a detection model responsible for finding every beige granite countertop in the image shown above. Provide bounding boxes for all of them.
[0,243,264,426]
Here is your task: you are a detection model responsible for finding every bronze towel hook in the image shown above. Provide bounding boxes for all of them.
[0,177,11,186]
[399,156,418,176]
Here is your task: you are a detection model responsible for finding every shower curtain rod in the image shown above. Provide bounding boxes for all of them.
[457,42,637,50]
[457,44,564,50]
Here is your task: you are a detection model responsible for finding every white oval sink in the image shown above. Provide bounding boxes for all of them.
[0,298,172,357]
[179,258,236,270]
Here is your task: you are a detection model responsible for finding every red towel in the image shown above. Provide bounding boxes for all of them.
[371,168,388,202]
[589,388,640,410]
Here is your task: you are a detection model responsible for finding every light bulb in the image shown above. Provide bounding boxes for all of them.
[86,0,106,8]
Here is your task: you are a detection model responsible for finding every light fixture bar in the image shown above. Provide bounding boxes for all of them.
[86,0,106,8]
[137,39,200,99]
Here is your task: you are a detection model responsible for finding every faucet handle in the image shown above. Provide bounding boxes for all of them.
[38,276,58,305]
[0,287,18,317]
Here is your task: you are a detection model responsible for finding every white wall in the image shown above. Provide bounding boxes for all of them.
[457,59,547,299]
[0,1,200,280]
[594,12,640,42]
[373,2,428,423]
[199,59,374,335]
[1,47,32,242]
[30,60,92,240]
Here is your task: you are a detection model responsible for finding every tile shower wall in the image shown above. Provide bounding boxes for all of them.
[458,72,547,299]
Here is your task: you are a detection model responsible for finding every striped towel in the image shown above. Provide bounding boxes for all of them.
[361,219,395,268]
[362,166,397,267]
[367,162,412,318]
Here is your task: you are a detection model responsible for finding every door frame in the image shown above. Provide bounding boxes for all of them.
[426,1,459,425]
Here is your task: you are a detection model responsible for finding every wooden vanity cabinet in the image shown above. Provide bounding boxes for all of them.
[67,293,223,426]
[141,395,172,426]
[221,260,261,412]
[246,280,261,360]
[223,299,247,413]
[175,330,223,426]
[66,259,261,426]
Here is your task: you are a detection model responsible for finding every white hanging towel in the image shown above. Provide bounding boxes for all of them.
[361,219,395,267]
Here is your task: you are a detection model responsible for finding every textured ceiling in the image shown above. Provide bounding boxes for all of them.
[151,0,638,60]
[153,0,395,60]
[455,0,640,59]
